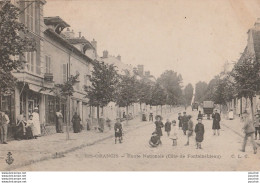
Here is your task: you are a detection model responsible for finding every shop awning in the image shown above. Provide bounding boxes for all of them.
[28,84,55,96]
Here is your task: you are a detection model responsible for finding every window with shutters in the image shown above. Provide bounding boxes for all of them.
[62,64,67,83]
[24,1,35,32]
[45,55,52,73]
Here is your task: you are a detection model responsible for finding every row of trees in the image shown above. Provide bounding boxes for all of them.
[86,63,194,124]
[194,52,260,118]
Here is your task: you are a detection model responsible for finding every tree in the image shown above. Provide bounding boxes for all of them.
[157,70,183,106]
[115,72,138,124]
[41,74,79,140]
[194,81,208,103]
[0,2,35,94]
[150,82,167,115]
[136,79,152,110]
[85,61,119,124]
[231,53,260,117]
[184,83,194,106]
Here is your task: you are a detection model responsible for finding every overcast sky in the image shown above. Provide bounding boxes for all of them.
[44,0,260,86]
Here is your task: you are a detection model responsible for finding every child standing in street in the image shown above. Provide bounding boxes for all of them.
[170,120,178,146]
[185,115,193,146]
[114,118,123,144]
[165,119,172,137]
[195,118,205,149]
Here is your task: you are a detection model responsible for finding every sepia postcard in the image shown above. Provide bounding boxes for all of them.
[0,0,260,172]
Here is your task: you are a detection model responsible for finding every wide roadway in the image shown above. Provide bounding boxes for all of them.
[19,107,260,171]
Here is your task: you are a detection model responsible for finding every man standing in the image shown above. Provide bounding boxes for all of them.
[182,112,189,135]
[212,109,221,136]
[32,107,41,137]
[56,110,63,133]
[0,111,10,144]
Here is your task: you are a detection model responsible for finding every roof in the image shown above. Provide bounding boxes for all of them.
[102,56,133,74]
[44,28,94,65]
[44,16,70,28]
[67,37,95,50]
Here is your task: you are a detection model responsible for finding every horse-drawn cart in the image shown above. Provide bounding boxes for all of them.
[203,101,214,119]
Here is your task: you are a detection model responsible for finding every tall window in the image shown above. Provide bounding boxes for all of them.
[25,51,36,73]
[24,1,35,32]
[45,55,51,73]
[76,71,80,90]
[62,64,67,83]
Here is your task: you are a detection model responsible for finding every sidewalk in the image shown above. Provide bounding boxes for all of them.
[221,116,260,145]
[1,107,182,171]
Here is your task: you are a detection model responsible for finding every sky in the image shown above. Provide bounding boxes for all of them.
[44,0,260,86]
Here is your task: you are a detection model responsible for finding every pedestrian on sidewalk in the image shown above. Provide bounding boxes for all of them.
[212,109,221,136]
[32,107,41,137]
[26,114,37,139]
[0,111,10,144]
[72,112,82,133]
[154,115,164,144]
[56,110,63,133]
[195,118,204,149]
[114,118,123,144]
[178,113,182,130]
[149,113,153,122]
[165,119,171,137]
[241,110,257,154]
[254,113,260,140]
[182,112,189,135]
[197,111,203,120]
[185,115,194,146]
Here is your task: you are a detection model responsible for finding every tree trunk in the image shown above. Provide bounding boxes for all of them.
[161,105,162,116]
[126,105,129,125]
[66,96,70,140]
[250,96,254,120]
[97,105,100,128]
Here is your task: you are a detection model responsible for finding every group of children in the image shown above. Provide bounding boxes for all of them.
[150,113,205,149]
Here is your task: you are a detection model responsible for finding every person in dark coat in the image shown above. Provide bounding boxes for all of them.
[185,115,194,146]
[182,112,189,135]
[72,112,81,133]
[164,119,171,136]
[212,109,221,136]
[197,111,203,120]
[154,115,164,141]
[114,118,123,144]
[178,113,182,130]
[195,118,205,149]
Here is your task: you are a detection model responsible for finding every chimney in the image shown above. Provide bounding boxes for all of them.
[116,55,121,61]
[79,31,81,38]
[103,50,108,58]
[91,39,97,50]
[255,18,260,29]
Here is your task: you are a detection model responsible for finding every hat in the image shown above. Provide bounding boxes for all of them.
[172,120,176,123]
[34,107,38,110]
[155,115,162,120]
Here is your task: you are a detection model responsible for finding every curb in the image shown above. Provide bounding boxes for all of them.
[5,109,182,171]
[5,119,152,171]
[222,123,260,146]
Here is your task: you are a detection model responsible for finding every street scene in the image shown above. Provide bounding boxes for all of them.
[1,0,260,171]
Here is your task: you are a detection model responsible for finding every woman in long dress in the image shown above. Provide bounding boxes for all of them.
[72,112,81,133]
[31,107,41,137]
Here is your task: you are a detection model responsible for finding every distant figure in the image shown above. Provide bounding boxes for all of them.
[56,110,63,133]
[178,113,182,130]
[254,112,260,140]
[195,118,205,149]
[241,111,257,154]
[0,111,10,144]
[170,120,178,146]
[228,109,234,120]
[72,112,81,133]
[98,114,105,132]
[114,118,123,144]
[106,118,111,130]
[164,119,172,137]
[31,107,41,137]
[182,112,189,135]
[198,111,203,120]
[212,109,221,136]
[149,113,153,122]
[142,109,147,121]
[185,115,194,146]
[26,114,37,139]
